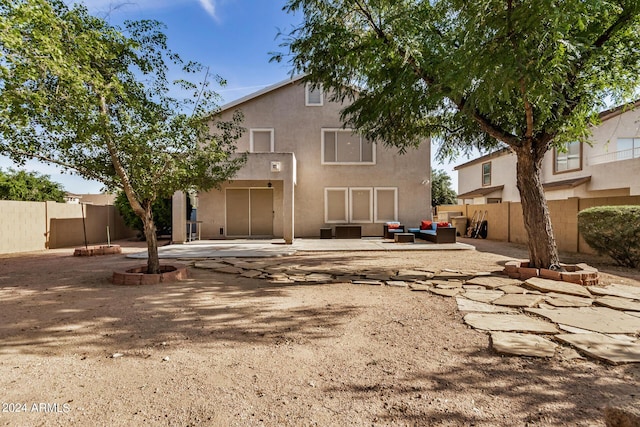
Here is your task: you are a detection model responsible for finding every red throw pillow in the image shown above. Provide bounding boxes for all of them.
[437,221,450,228]
[420,220,432,230]
[388,223,400,230]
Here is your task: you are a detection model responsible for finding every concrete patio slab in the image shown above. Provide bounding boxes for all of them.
[555,333,640,364]
[524,277,592,298]
[491,332,558,357]
[463,313,558,333]
[526,307,640,334]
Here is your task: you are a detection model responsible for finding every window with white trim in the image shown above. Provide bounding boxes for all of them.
[481,162,491,186]
[374,188,398,223]
[554,141,581,173]
[322,129,375,164]
[324,188,348,223]
[350,188,373,223]
[325,187,397,224]
[305,83,323,106]
[250,129,274,153]
[616,138,640,160]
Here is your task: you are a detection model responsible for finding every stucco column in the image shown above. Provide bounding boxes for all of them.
[283,177,295,244]
[172,191,187,244]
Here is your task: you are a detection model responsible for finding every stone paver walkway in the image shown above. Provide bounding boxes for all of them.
[190,256,640,364]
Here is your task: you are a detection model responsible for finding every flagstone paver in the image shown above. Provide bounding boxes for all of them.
[493,294,544,308]
[462,289,505,304]
[188,257,640,363]
[490,332,558,357]
[455,297,517,313]
[555,333,640,364]
[464,276,523,289]
[588,284,640,300]
[594,295,640,312]
[526,307,640,334]
[463,313,558,333]
[524,277,592,298]
[430,288,463,297]
[497,285,531,294]
[544,292,594,308]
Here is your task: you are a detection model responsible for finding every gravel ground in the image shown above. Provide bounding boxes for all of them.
[0,238,638,426]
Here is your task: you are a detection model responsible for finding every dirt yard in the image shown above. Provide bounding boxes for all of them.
[0,239,639,426]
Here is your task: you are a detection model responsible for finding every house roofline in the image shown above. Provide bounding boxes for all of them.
[453,147,512,170]
[218,74,306,113]
[598,99,640,122]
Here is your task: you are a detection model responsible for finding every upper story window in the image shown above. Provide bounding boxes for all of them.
[554,141,581,173]
[305,83,323,106]
[250,129,274,153]
[322,129,375,164]
[616,138,640,161]
[481,162,491,186]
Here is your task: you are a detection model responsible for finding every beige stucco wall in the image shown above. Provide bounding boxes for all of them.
[457,150,519,202]
[449,194,640,255]
[0,200,135,254]
[197,80,431,238]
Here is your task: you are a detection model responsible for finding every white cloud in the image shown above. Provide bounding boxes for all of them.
[198,0,218,19]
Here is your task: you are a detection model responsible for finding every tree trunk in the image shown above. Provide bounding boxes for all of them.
[514,143,560,269]
[141,204,160,274]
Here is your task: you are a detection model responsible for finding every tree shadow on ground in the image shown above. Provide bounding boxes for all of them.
[322,347,640,426]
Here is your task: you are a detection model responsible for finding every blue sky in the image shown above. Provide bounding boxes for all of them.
[1,0,458,193]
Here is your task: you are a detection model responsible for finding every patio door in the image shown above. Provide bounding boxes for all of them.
[226,188,273,237]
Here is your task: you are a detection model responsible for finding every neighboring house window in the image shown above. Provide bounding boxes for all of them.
[616,138,640,160]
[305,83,323,106]
[554,141,581,173]
[325,187,396,224]
[481,162,491,186]
[322,129,376,164]
[374,188,398,223]
[250,129,274,152]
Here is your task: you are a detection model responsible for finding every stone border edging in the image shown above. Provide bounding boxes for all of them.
[112,264,188,285]
[74,245,122,257]
[503,260,599,286]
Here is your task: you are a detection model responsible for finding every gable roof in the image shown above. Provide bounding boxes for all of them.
[218,75,306,113]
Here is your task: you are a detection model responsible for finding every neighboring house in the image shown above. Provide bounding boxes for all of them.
[65,193,116,205]
[172,75,431,243]
[454,101,640,204]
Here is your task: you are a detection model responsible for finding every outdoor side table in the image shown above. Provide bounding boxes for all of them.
[394,233,415,243]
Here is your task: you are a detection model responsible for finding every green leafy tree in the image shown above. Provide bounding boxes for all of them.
[431,169,457,207]
[115,191,172,238]
[274,0,640,268]
[0,168,66,202]
[0,0,245,273]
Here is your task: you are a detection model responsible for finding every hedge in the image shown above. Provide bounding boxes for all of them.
[577,206,640,268]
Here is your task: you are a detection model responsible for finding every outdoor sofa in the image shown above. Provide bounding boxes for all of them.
[408,221,457,244]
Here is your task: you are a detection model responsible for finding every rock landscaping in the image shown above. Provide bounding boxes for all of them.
[194,257,640,365]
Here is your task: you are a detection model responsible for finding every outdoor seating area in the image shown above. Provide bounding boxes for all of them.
[408,220,457,244]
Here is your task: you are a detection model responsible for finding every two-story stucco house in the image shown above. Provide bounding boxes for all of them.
[454,101,640,204]
[172,75,431,243]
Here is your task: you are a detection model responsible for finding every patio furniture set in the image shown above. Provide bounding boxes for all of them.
[383,220,457,244]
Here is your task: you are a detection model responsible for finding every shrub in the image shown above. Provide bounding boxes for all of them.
[578,206,640,268]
